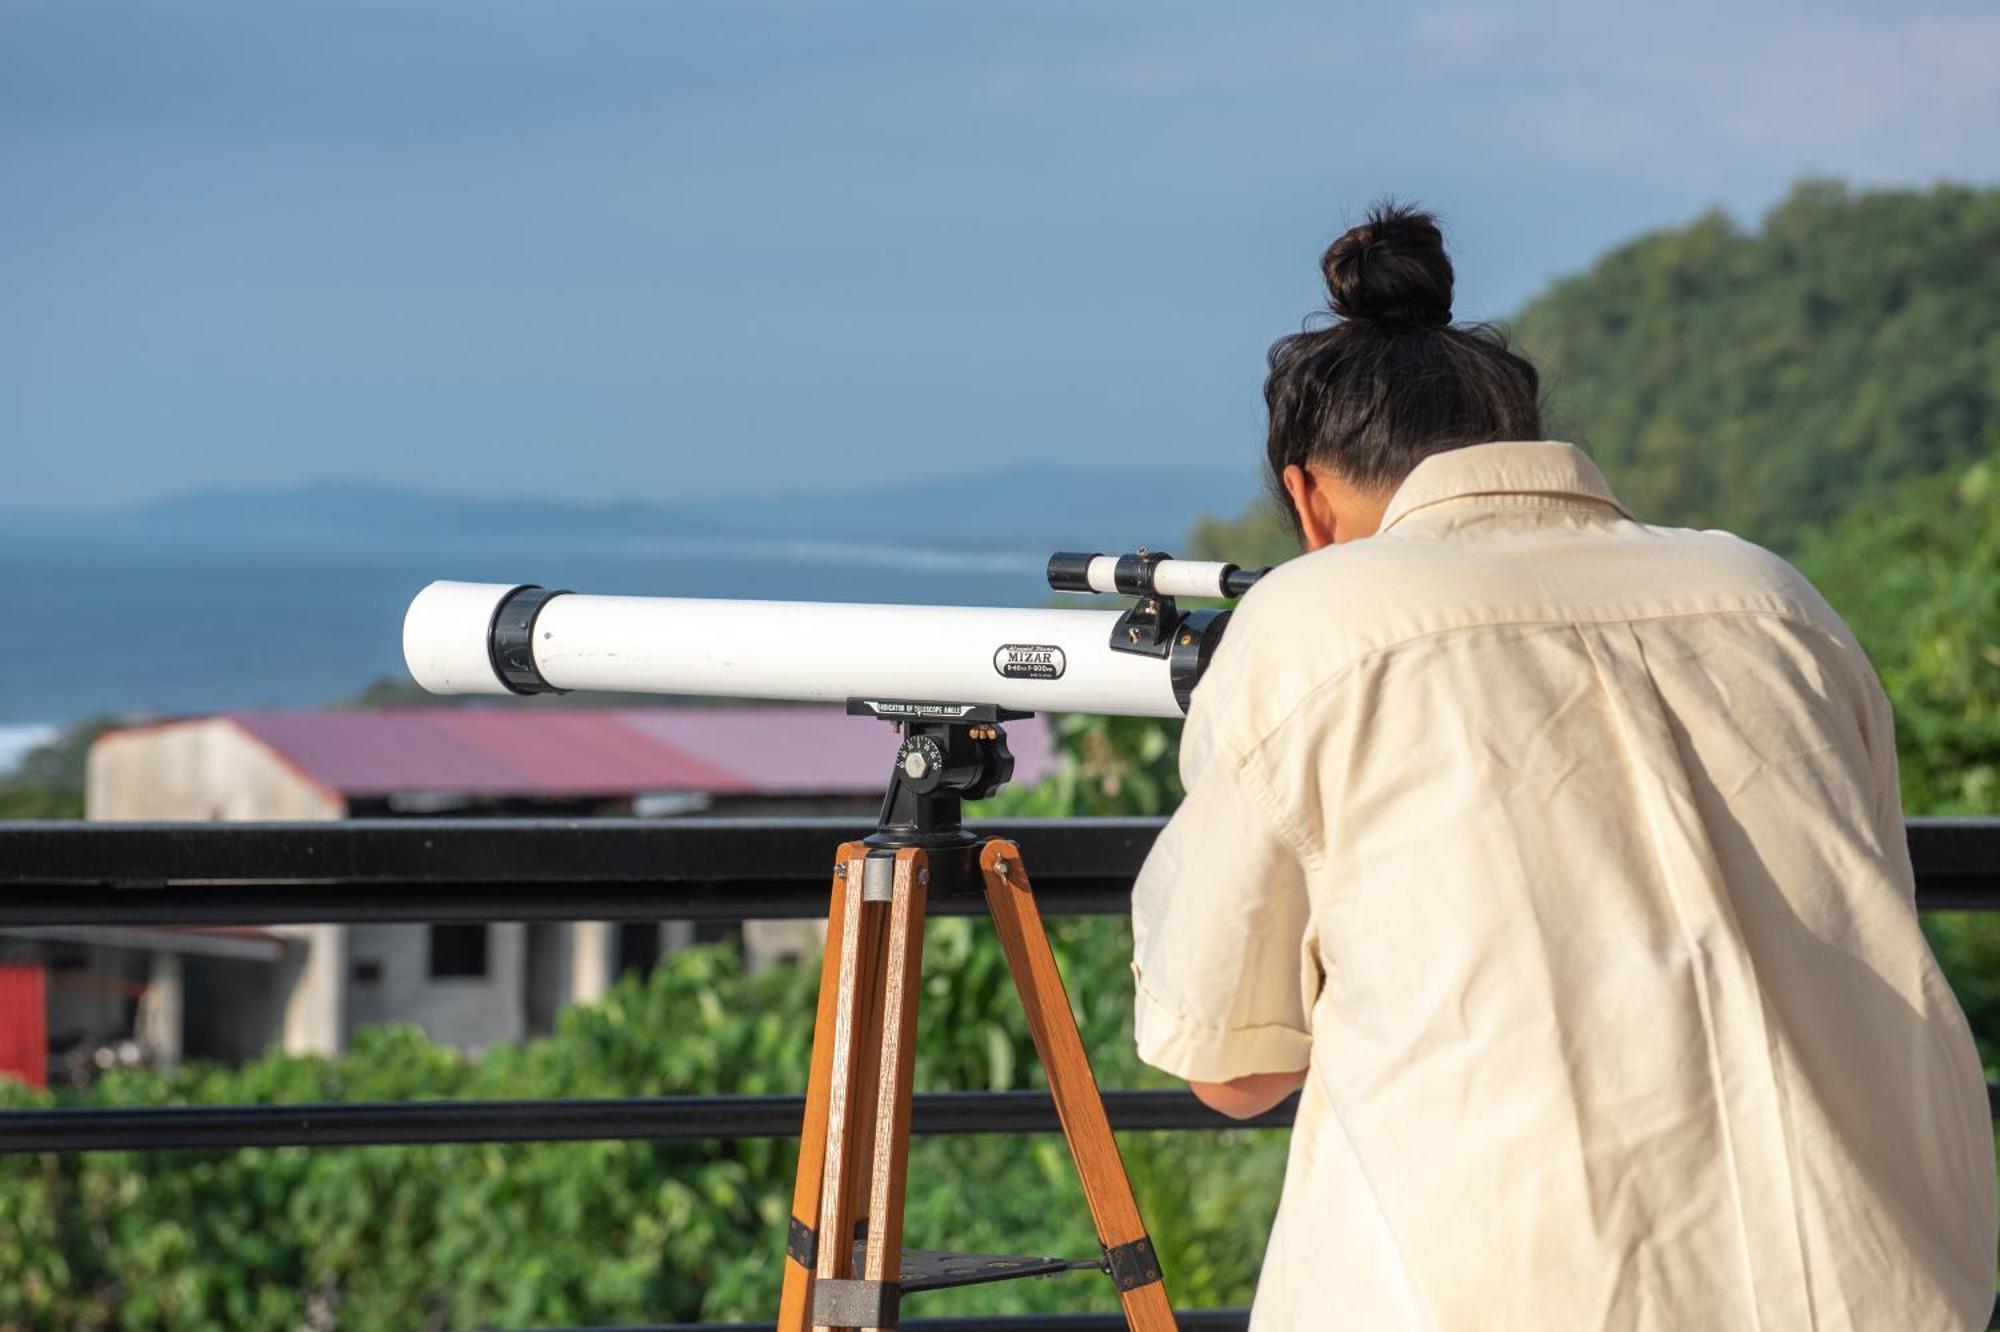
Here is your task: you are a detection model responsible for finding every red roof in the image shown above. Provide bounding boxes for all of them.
[221,707,1056,799]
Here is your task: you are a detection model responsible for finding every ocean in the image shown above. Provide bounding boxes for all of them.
[6,525,1051,730]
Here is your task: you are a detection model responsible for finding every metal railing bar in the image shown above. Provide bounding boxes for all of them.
[0,818,1163,886]
[0,817,1993,926]
[0,816,1988,880]
[9,1079,1998,1156]
[525,1313,1253,1332]
[0,878,1135,927]
[0,1088,1299,1155]
[522,1296,2000,1331]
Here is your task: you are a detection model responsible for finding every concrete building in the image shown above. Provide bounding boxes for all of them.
[0,925,287,1086]
[8,707,1055,1074]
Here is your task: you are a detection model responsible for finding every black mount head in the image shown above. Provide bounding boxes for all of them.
[847,700,1029,854]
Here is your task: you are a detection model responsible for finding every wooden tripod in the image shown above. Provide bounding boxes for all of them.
[775,710,1176,1332]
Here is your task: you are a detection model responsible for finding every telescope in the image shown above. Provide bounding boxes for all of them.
[404,551,1269,1317]
[403,550,1268,722]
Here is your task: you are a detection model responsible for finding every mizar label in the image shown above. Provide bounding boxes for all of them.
[993,643,1066,681]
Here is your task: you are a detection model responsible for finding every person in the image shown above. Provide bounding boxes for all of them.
[1129,202,1997,1330]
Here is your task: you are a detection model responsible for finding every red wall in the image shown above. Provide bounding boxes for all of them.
[0,962,48,1089]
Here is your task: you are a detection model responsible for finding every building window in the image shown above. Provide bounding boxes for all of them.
[428,925,488,979]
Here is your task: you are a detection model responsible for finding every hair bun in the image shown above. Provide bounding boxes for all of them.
[1321,202,1454,327]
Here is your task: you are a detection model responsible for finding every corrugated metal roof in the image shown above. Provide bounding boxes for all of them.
[223,708,1056,799]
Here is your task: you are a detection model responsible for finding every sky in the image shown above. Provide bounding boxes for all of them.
[3,0,1997,511]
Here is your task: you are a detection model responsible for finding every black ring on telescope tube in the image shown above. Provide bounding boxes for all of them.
[1114,551,1169,595]
[488,584,571,695]
[1170,607,1232,712]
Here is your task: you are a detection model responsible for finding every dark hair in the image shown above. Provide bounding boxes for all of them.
[1264,201,1543,530]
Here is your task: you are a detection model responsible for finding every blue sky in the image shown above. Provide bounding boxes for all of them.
[3,0,1997,510]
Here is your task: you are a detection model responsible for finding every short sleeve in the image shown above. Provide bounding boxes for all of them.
[1130,746,1316,1083]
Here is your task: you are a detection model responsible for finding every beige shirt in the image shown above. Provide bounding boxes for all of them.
[1132,441,1996,1331]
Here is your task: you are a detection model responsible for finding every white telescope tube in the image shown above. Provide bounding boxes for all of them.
[403,581,1195,718]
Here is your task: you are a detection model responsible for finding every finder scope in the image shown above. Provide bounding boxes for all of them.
[403,550,1269,719]
[1045,551,1263,600]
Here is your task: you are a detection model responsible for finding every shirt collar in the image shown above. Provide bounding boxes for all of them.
[1377,440,1631,533]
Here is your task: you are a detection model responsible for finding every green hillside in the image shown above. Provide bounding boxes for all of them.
[1514,179,2000,548]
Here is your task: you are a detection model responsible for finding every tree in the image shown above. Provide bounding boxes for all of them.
[1801,458,2000,816]
[1799,454,2000,1064]
[0,717,120,820]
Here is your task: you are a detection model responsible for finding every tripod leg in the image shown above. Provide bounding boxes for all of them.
[778,842,867,1332]
[859,849,930,1332]
[844,882,892,1270]
[812,850,887,1332]
[979,839,1179,1332]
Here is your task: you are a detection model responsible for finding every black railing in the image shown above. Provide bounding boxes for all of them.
[2,816,1997,1331]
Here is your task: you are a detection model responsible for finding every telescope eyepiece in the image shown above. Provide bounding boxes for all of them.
[1045,551,1097,594]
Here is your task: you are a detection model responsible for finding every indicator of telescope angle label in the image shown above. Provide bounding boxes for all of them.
[855,700,980,720]
[993,643,1066,681]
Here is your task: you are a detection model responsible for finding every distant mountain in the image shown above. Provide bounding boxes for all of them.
[3,464,1260,555]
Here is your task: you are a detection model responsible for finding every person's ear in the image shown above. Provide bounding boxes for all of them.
[1282,464,1339,552]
